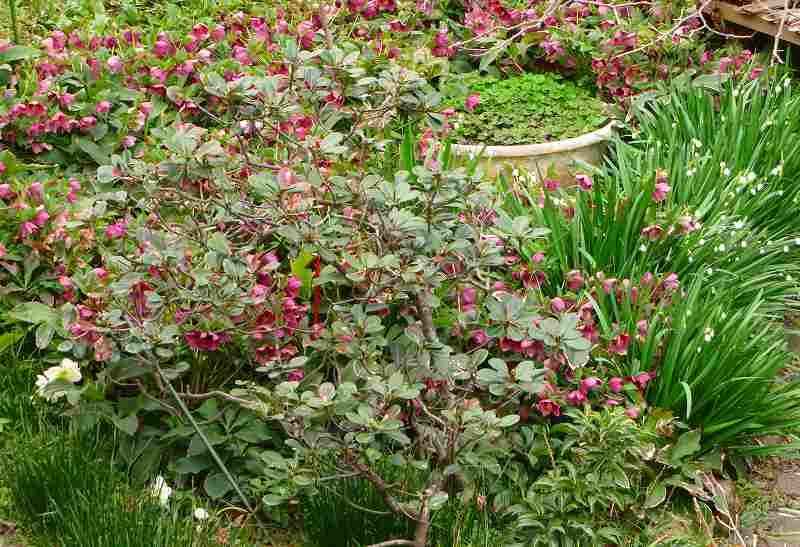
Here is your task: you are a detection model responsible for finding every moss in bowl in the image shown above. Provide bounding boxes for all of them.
[450,73,608,146]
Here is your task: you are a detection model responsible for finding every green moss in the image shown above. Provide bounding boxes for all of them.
[451,73,607,146]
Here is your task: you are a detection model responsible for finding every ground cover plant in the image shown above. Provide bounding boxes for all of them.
[444,72,608,145]
[0,0,798,546]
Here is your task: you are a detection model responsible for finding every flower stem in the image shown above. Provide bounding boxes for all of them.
[8,0,19,44]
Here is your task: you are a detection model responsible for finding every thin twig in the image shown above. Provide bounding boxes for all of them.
[772,0,790,65]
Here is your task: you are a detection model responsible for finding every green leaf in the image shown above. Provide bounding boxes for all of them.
[290,249,315,300]
[77,139,111,165]
[207,232,231,254]
[176,455,212,474]
[111,414,139,436]
[8,302,58,325]
[644,482,667,508]
[499,414,520,427]
[35,323,54,350]
[0,46,41,63]
[204,473,235,499]
[669,430,702,464]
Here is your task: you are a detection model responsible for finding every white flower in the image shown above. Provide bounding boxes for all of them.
[706,268,713,275]
[152,476,173,507]
[699,239,706,245]
[704,327,714,342]
[35,358,82,401]
[194,508,210,521]
[770,164,784,177]
[795,238,800,246]
[639,244,647,252]
[723,168,731,176]
[734,221,745,230]
[686,168,696,177]
[691,138,702,149]
[717,244,726,252]
[784,245,790,253]
[741,240,747,248]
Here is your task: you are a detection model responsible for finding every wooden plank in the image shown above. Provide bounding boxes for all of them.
[711,0,800,45]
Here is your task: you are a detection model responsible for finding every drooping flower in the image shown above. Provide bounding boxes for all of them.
[550,297,567,313]
[465,93,481,112]
[609,333,630,355]
[35,358,82,401]
[575,174,593,191]
[652,181,670,202]
[185,330,232,352]
[565,389,587,406]
[193,507,210,521]
[537,399,561,417]
[566,270,584,291]
[608,377,624,393]
[632,371,653,390]
[151,476,173,507]
[580,376,603,392]
[625,406,640,419]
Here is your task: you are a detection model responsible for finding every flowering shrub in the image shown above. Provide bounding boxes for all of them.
[0,1,797,545]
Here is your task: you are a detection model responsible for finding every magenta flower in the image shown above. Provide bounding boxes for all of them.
[580,376,603,392]
[286,276,302,298]
[608,377,624,393]
[93,267,108,279]
[27,182,44,202]
[20,222,39,237]
[106,55,123,73]
[652,181,670,202]
[543,179,560,191]
[566,390,587,406]
[0,243,5,259]
[191,23,210,41]
[79,116,97,131]
[661,273,679,292]
[750,67,764,80]
[641,225,664,241]
[532,252,545,264]
[121,135,136,149]
[637,319,649,338]
[287,369,305,382]
[566,270,584,291]
[185,330,232,352]
[609,333,630,355]
[211,24,226,41]
[718,56,733,73]
[0,161,5,174]
[625,406,640,419]
[575,174,593,191]
[465,93,481,112]
[153,39,173,59]
[96,100,111,114]
[33,207,50,226]
[633,371,653,390]
[537,399,561,417]
[1,184,19,200]
[105,220,127,239]
[550,297,567,313]
[471,329,489,345]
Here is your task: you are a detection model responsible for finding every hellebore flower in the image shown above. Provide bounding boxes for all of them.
[580,376,603,392]
[566,390,587,406]
[35,358,82,401]
[652,181,670,202]
[608,377,624,393]
[537,399,561,417]
[185,330,232,352]
[151,476,173,507]
[575,174,593,191]
[465,93,481,112]
[609,333,630,355]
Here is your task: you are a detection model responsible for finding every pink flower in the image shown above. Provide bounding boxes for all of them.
[106,55,123,73]
[550,297,567,313]
[677,216,699,234]
[20,221,39,237]
[661,273,679,292]
[609,333,630,355]
[537,399,561,417]
[79,116,97,131]
[93,267,108,279]
[566,389,587,406]
[633,371,653,390]
[465,93,481,112]
[580,376,602,392]
[609,377,624,393]
[185,330,232,352]
[96,100,111,114]
[0,161,6,174]
[637,319,649,338]
[139,102,153,117]
[625,406,640,419]
[286,276,302,298]
[699,50,712,65]
[641,225,664,241]
[0,243,5,258]
[652,181,670,202]
[532,252,545,263]
[33,207,50,226]
[566,270,584,291]
[718,56,733,73]
[191,23,210,41]
[153,39,173,59]
[750,67,764,80]
[105,220,127,239]
[287,368,305,382]
[471,329,489,345]
[121,135,136,149]
[211,25,226,42]
[27,182,44,202]
[575,174,593,191]
[543,179,560,191]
